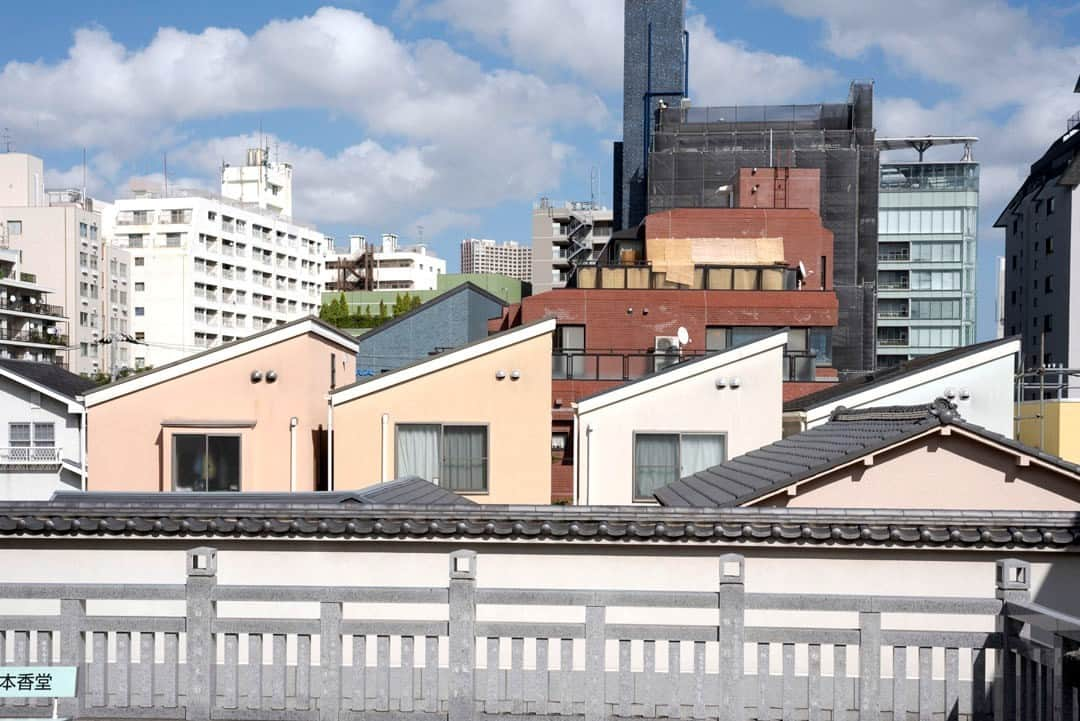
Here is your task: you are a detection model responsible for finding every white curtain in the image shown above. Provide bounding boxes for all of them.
[634,435,678,499]
[443,427,486,491]
[680,435,725,477]
[397,425,440,483]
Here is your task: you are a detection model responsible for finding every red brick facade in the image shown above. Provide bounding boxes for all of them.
[735,167,821,214]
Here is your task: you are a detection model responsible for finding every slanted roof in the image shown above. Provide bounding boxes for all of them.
[332,317,556,405]
[0,359,96,404]
[50,477,476,507]
[655,399,1080,507]
[82,316,359,406]
[784,337,1019,413]
[354,282,507,340]
[574,330,788,414]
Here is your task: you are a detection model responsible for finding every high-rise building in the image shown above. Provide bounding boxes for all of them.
[996,111,1080,389]
[645,83,879,376]
[530,200,614,294]
[324,234,445,292]
[875,137,979,366]
[614,0,687,231]
[0,153,111,375]
[103,148,328,368]
[0,247,67,366]
[460,238,531,283]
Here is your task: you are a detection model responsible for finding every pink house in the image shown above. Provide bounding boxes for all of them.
[82,317,357,492]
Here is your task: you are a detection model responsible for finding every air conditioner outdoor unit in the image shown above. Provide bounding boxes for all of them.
[654,336,681,372]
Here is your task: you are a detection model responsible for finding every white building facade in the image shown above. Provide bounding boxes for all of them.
[460,238,532,283]
[325,234,445,292]
[0,248,68,366]
[103,150,327,368]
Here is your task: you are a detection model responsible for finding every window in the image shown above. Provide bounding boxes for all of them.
[1047,197,1056,215]
[396,424,488,492]
[1011,291,1016,305]
[32,423,54,447]
[1011,255,1017,270]
[172,434,241,492]
[1044,315,1052,332]
[6,220,22,236]
[134,282,145,292]
[8,423,30,448]
[79,222,88,238]
[634,433,725,500]
[552,325,585,379]
[135,307,145,316]
[135,332,145,341]
[705,327,729,352]
[1047,237,1054,255]
[135,357,145,369]
[1045,275,1054,294]
[134,257,145,266]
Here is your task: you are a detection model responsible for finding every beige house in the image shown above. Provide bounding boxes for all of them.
[656,399,1080,511]
[82,317,357,492]
[573,331,787,505]
[331,318,555,503]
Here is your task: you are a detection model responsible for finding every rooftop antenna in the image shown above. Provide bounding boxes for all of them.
[163,152,168,198]
[82,148,87,201]
[1,128,12,153]
[589,165,599,209]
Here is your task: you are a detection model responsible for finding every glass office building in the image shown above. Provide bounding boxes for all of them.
[877,155,979,367]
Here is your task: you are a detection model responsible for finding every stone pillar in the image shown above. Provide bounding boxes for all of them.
[185,547,218,721]
[858,611,881,719]
[717,554,745,721]
[59,598,86,719]
[320,601,343,721]
[448,550,477,721]
[994,558,1030,721]
[585,605,606,721]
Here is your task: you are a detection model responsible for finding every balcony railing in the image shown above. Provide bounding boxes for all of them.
[574,263,799,291]
[878,336,909,346]
[553,349,817,382]
[0,446,62,465]
[0,298,65,317]
[877,310,909,319]
[0,329,68,345]
[878,280,910,290]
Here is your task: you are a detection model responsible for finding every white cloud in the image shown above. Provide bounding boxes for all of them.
[685,15,835,105]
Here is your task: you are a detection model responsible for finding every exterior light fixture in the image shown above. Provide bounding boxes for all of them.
[495,370,507,380]
[510,370,521,380]
[729,377,742,388]
[959,389,971,400]
[250,370,262,383]
[642,307,649,315]
[715,377,728,389]
[944,388,957,399]
[265,370,278,383]
[627,307,633,314]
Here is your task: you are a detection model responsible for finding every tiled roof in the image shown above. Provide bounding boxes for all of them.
[50,477,476,507]
[0,359,97,400]
[783,337,1019,412]
[656,401,954,507]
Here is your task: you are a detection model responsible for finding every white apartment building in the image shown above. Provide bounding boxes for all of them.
[0,248,68,366]
[103,149,327,368]
[0,153,109,375]
[531,199,614,293]
[460,238,532,283]
[325,234,445,292]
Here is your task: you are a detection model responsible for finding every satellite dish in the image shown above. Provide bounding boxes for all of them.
[676,327,690,345]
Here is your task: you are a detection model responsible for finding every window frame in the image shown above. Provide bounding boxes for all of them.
[632,431,727,502]
[170,433,242,492]
[394,422,490,494]
[8,422,30,448]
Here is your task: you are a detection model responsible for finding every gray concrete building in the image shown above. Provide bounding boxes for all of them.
[996,112,1080,394]
[530,200,614,294]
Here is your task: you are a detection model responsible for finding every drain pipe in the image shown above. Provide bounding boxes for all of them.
[326,396,334,492]
[289,416,298,492]
[381,413,390,483]
[584,423,594,506]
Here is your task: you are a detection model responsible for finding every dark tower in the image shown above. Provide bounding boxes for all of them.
[615,0,686,231]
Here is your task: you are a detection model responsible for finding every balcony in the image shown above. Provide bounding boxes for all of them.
[0,298,65,318]
[0,329,68,346]
[552,349,817,382]
[0,446,62,466]
[878,280,910,290]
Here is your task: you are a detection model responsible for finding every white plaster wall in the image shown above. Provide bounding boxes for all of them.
[576,345,784,505]
[804,350,1017,437]
[0,374,82,499]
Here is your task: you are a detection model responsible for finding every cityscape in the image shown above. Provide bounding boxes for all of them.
[0,2,1076,719]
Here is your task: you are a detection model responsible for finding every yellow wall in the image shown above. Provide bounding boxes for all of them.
[332,331,552,503]
[1017,400,1080,465]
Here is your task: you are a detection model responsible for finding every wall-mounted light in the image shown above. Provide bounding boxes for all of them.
[715,377,728,389]
[510,370,521,380]
[959,388,971,400]
[495,370,507,380]
[944,388,957,399]
[266,370,278,383]
[729,377,742,389]
[642,307,649,315]
[626,307,633,315]
[250,370,263,383]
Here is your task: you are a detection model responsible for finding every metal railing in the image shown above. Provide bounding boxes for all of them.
[0,550,1067,720]
[0,446,61,464]
[0,329,68,345]
[574,263,799,291]
[0,298,65,317]
[553,350,817,382]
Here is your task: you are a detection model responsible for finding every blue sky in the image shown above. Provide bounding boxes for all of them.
[2,1,1079,340]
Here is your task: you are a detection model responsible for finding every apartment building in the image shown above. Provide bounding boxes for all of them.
[0,248,68,366]
[876,137,979,366]
[0,154,108,375]
[325,234,445,292]
[460,238,532,283]
[103,149,328,368]
[530,200,614,293]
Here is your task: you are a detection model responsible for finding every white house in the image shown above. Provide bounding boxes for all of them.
[573,331,787,505]
[784,336,1020,437]
[0,359,94,499]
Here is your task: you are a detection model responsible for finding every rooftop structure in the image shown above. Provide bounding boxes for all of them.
[325,233,445,292]
[530,200,614,293]
[221,146,294,219]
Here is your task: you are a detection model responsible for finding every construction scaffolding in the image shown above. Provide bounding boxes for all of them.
[645,83,879,376]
